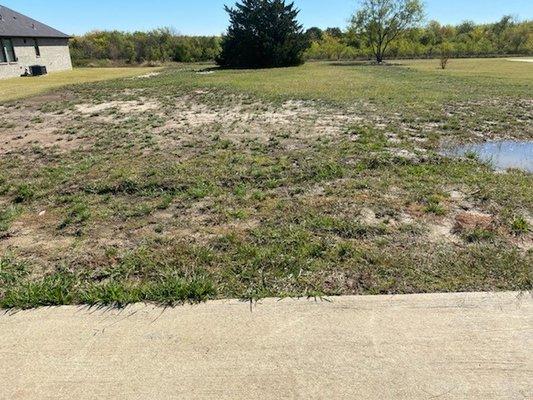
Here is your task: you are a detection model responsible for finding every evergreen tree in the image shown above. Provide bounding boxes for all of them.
[217,0,308,68]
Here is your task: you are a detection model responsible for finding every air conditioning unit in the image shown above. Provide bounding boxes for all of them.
[29,65,47,76]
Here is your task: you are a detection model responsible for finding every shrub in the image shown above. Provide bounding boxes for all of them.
[440,42,453,69]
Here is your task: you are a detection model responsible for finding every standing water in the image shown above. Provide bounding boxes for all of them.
[443,141,533,173]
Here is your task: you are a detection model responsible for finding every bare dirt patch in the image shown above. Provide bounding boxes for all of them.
[155,96,364,148]
[454,211,494,233]
[427,218,460,244]
[507,58,533,63]
[75,99,161,114]
[0,125,88,155]
[130,72,162,79]
[0,103,87,155]
[2,212,75,258]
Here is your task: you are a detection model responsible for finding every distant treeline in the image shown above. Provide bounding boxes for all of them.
[69,28,221,66]
[305,17,533,60]
[70,17,532,65]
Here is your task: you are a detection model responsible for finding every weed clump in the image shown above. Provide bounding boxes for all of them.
[510,216,529,236]
[13,184,35,203]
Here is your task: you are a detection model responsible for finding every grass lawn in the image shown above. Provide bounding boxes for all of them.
[186,58,533,102]
[0,67,160,102]
[0,59,531,308]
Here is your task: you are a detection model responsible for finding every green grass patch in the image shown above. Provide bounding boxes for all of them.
[0,67,162,103]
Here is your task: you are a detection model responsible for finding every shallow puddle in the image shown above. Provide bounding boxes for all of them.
[443,141,533,173]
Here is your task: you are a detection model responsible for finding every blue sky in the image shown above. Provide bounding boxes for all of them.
[2,0,532,35]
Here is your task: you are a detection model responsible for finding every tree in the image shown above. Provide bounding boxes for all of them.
[350,0,424,63]
[216,0,308,68]
[456,20,476,35]
[325,27,344,39]
[305,27,324,42]
[490,16,515,52]
[305,33,357,60]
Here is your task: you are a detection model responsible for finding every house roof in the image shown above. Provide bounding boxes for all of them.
[0,5,70,38]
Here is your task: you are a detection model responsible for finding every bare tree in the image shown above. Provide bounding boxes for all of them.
[351,0,424,63]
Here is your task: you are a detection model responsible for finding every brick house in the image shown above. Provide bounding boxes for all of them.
[0,4,72,79]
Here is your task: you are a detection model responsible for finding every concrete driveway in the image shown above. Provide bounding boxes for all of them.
[1,292,531,399]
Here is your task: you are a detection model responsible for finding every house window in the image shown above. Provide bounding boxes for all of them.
[1,38,16,62]
[34,38,41,57]
[0,41,6,63]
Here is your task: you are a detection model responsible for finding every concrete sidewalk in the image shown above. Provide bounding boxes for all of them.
[1,292,531,399]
